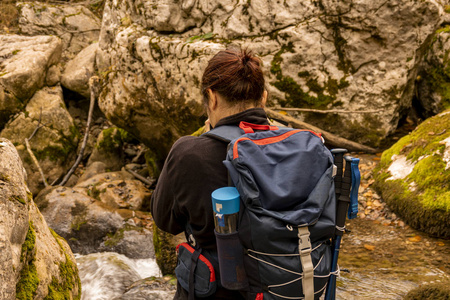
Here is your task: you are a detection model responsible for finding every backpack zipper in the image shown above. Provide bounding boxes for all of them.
[232,130,322,159]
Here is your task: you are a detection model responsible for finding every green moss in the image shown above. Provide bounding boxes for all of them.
[407,155,450,211]
[445,5,450,14]
[96,127,132,152]
[270,43,347,109]
[190,125,206,137]
[103,224,143,247]
[0,172,10,182]
[86,185,104,201]
[404,281,450,300]
[374,110,450,237]
[149,38,164,62]
[46,229,81,300]
[144,149,161,179]
[16,221,39,300]
[380,111,450,168]
[152,224,177,276]
[9,195,26,204]
[426,26,450,110]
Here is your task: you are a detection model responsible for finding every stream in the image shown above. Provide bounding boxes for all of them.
[75,154,449,299]
[75,218,449,300]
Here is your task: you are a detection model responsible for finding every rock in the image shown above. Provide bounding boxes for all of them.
[74,170,135,188]
[119,276,177,300]
[87,127,133,171]
[96,0,445,160]
[18,2,101,60]
[0,86,79,194]
[75,176,152,211]
[35,185,154,258]
[417,27,450,118]
[404,281,450,300]
[374,109,450,238]
[0,35,62,128]
[0,138,81,299]
[61,43,98,98]
[77,161,107,183]
[153,226,185,276]
[46,64,61,87]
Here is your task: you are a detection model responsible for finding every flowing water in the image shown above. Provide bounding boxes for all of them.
[76,219,449,300]
[335,218,450,299]
[75,252,162,300]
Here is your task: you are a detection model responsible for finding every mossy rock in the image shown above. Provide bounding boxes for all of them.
[373,110,450,238]
[404,281,450,300]
[152,223,185,276]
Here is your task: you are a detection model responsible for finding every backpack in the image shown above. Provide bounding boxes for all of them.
[204,121,339,300]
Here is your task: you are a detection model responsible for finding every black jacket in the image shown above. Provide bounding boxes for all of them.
[151,108,269,299]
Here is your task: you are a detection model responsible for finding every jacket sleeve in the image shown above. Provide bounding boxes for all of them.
[150,140,187,235]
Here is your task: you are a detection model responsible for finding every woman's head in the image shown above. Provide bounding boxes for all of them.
[201,48,266,112]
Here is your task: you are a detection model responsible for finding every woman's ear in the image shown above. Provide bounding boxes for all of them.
[261,90,268,108]
[207,89,218,110]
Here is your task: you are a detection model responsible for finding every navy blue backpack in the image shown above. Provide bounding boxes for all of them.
[204,121,358,300]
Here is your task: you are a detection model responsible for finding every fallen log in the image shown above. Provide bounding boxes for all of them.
[265,108,377,153]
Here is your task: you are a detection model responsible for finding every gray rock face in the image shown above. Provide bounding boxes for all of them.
[0,139,30,300]
[61,43,98,98]
[35,184,154,259]
[0,86,79,194]
[97,0,446,157]
[119,276,176,300]
[0,138,81,300]
[0,35,62,128]
[417,29,450,119]
[18,2,101,60]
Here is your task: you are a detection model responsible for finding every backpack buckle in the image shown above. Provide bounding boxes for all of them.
[297,227,312,256]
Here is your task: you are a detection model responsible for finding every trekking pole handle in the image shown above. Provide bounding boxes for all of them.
[331,149,347,195]
[335,156,353,235]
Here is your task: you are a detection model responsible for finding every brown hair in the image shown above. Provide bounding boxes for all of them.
[201,48,265,108]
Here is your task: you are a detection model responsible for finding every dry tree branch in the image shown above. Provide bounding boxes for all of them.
[58,76,100,186]
[265,108,377,153]
[24,107,48,187]
[124,167,155,186]
[269,106,380,114]
[25,138,48,187]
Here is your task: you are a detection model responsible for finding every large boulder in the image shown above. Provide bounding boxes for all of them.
[0,35,62,129]
[0,138,81,300]
[417,26,450,119]
[74,170,152,211]
[18,2,101,60]
[0,86,79,194]
[96,0,446,160]
[373,110,450,238]
[35,185,154,259]
[61,43,98,98]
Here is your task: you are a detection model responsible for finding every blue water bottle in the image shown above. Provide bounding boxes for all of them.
[212,187,248,290]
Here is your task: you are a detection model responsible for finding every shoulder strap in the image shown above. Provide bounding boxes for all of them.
[202,125,244,143]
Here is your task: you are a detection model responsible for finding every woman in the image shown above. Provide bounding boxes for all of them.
[151,48,269,299]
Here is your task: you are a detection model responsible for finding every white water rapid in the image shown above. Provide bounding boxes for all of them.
[75,252,161,300]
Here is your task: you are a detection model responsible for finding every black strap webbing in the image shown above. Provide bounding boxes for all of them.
[189,248,202,300]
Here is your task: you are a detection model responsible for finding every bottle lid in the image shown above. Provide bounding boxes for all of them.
[211,187,240,214]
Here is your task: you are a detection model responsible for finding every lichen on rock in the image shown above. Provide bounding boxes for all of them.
[374,110,450,238]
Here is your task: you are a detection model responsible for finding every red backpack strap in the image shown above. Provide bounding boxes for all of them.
[239,121,279,133]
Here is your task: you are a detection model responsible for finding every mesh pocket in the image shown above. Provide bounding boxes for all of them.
[215,230,248,290]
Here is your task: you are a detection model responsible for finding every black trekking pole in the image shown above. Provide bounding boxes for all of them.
[325,153,352,300]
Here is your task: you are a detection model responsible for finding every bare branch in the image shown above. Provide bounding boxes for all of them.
[25,138,48,187]
[58,76,100,186]
[269,106,380,114]
[124,167,155,186]
[265,108,377,153]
